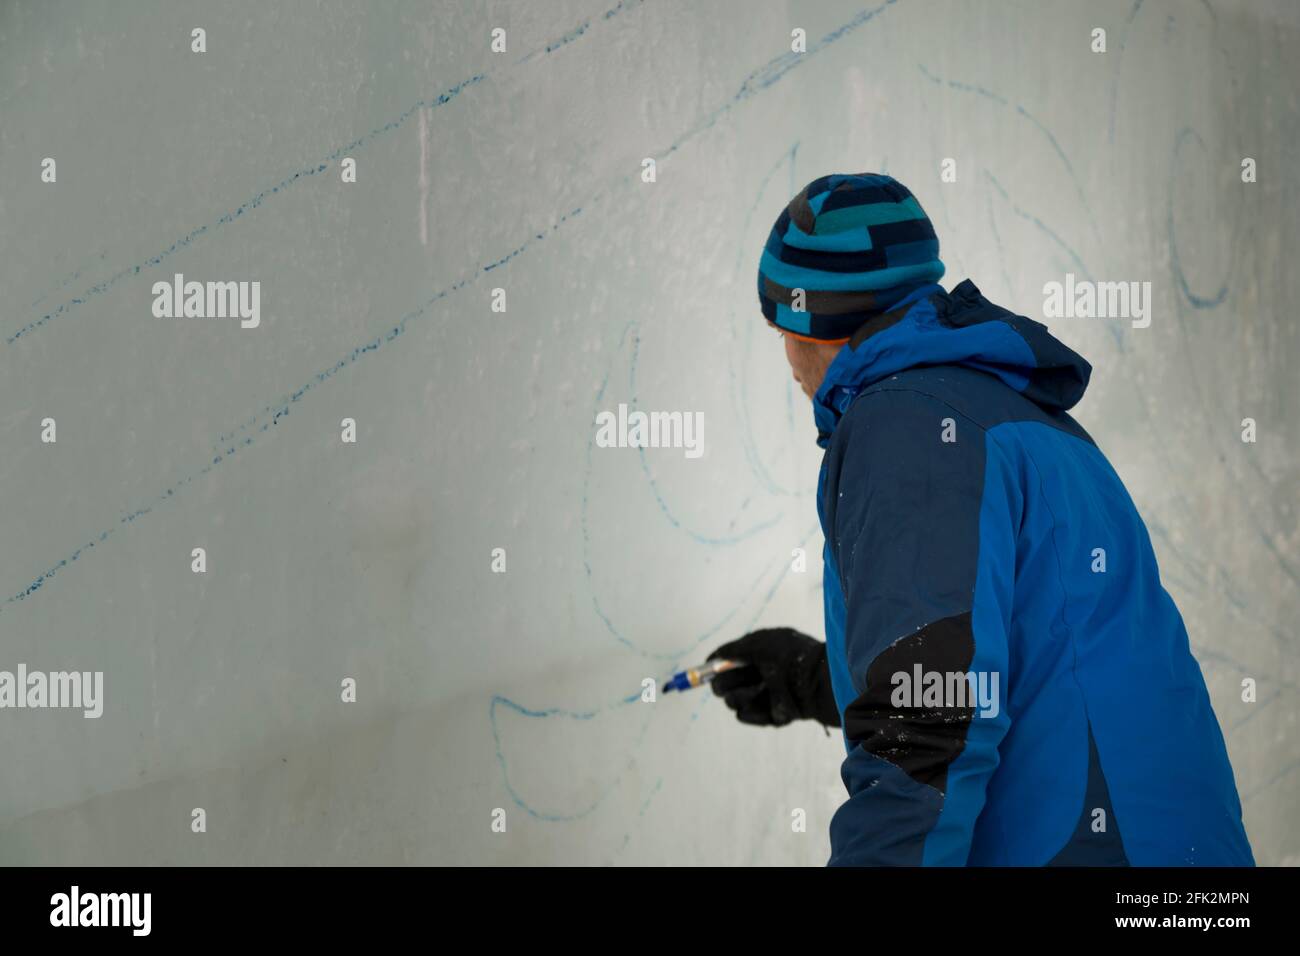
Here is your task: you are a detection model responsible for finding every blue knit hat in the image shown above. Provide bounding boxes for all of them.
[758,173,945,342]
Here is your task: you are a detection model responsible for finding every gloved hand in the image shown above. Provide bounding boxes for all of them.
[707,628,841,728]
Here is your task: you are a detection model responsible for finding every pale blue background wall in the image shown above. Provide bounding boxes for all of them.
[0,0,1296,864]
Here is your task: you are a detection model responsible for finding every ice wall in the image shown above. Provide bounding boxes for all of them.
[0,0,1296,864]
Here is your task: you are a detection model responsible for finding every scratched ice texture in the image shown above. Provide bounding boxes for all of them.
[0,0,1296,864]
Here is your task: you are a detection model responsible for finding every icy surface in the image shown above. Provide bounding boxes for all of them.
[0,0,1296,864]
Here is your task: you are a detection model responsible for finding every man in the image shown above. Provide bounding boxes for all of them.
[709,173,1254,867]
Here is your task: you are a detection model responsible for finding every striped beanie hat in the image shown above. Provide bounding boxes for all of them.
[758,174,945,343]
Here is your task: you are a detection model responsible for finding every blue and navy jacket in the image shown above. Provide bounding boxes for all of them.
[815,279,1254,866]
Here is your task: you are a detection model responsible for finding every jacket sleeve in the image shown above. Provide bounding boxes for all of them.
[823,388,1019,866]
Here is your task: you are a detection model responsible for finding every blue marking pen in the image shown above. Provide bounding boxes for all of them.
[663,659,742,693]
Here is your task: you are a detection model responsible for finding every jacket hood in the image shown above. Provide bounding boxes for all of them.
[812,279,1092,447]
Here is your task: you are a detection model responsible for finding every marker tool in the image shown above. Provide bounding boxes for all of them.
[663,659,742,693]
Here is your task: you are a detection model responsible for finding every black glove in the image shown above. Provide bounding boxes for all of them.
[707,628,841,728]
